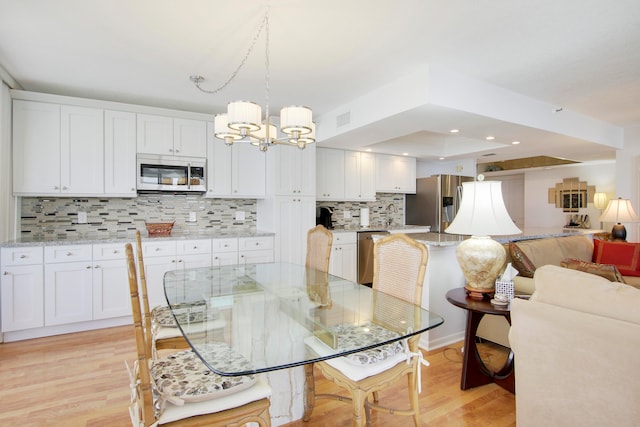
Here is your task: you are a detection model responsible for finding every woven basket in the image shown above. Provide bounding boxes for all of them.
[145,222,175,236]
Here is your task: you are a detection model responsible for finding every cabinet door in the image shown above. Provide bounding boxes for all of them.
[179,253,212,270]
[92,259,130,319]
[137,114,173,155]
[239,250,274,264]
[274,144,316,196]
[104,110,136,196]
[375,154,416,193]
[344,151,361,200]
[206,129,233,197]
[317,148,345,200]
[174,118,206,158]
[142,256,176,309]
[61,105,104,194]
[395,156,416,193]
[12,100,61,194]
[340,243,357,283]
[375,154,396,192]
[233,143,266,198]
[359,151,376,199]
[1,264,44,331]
[44,261,93,326]
[274,196,315,265]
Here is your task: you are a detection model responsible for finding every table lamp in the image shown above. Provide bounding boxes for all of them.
[445,176,521,299]
[598,197,639,241]
[593,192,609,229]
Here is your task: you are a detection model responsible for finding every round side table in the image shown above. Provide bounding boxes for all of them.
[445,287,515,394]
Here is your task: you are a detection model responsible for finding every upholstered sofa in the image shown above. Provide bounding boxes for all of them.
[509,265,640,426]
[477,233,640,346]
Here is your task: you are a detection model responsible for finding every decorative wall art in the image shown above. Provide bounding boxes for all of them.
[547,177,595,213]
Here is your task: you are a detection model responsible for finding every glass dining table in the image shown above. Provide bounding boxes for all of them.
[163,262,444,424]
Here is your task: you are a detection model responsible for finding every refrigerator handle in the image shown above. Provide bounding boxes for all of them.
[456,185,464,210]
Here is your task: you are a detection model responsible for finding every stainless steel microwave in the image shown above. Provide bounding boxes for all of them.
[136,154,206,192]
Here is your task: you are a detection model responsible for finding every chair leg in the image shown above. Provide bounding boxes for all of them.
[372,390,379,403]
[303,363,315,421]
[408,370,421,426]
[351,389,368,427]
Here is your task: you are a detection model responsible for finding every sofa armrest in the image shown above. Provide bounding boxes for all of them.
[514,276,535,295]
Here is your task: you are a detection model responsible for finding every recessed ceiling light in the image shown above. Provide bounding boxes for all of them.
[402,153,409,156]
[450,129,459,133]
[366,148,372,152]
[512,141,521,145]
[486,136,495,140]
[439,157,445,160]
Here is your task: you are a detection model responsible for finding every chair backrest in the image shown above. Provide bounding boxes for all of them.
[306,225,333,273]
[135,230,153,357]
[372,233,427,305]
[125,243,156,426]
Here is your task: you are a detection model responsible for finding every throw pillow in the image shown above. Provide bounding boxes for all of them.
[592,239,640,277]
[509,241,536,278]
[560,258,627,283]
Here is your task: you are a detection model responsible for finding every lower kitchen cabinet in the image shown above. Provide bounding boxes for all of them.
[239,236,274,264]
[212,238,239,266]
[92,243,131,320]
[1,263,44,332]
[328,232,357,283]
[45,260,93,326]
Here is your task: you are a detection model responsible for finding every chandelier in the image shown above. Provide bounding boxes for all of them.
[190,9,315,151]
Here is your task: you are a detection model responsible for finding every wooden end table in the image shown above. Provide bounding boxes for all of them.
[445,287,515,394]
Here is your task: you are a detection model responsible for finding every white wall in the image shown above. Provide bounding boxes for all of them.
[522,162,616,229]
[617,126,640,242]
[416,158,476,178]
[0,82,15,242]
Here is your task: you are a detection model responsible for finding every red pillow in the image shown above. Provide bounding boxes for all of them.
[592,239,640,277]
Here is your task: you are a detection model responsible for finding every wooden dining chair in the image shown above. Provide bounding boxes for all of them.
[305,233,429,427]
[125,243,272,427]
[306,224,333,273]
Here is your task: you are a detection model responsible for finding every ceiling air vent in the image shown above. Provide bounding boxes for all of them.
[336,111,351,128]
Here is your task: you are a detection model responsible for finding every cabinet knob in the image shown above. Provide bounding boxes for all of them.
[54,186,59,190]
[86,265,92,269]
[66,252,73,256]
[193,246,198,250]
[171,259,176,263]
[112,250,119,254]
[20,254,27,259]
[63,186,69,190]
[131,188,135,191]
[94,265,101,269]
[3,271,9,275]
[178,259,183,263]
[155,248,161,251]
[175,149,180,153]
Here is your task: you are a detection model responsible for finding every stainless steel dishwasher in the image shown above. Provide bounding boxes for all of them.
[357,230,390,285]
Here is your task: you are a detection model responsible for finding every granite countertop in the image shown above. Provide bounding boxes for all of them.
[0,230,276,248]
[330,224,431,233]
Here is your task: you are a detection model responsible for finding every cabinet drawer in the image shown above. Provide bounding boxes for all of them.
[45,245,92,263]
[142,241,176,257]
[93,242,131,260]
[1,247,44,266]
[332,232,357,245]
[212,238,238,253]
[239,236,274,251]
[177,239,211,255]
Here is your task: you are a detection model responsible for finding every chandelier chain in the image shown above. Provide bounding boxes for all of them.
[193,10,269,95]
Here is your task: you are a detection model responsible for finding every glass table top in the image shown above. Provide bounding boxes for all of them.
[163,262,444,376]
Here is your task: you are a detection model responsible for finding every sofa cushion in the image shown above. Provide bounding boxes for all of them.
[509,235,593,278]
[592,239,640,277]
[560,258,626,283]
[531,265,640,325]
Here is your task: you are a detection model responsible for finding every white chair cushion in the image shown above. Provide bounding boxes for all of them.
[157,378,272,425]
[151,343,257,404]
[153,301,214,327]
[304,335,408,382]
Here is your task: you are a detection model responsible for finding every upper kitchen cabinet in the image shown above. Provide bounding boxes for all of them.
[344,151,376,201]
[137,114,206,158]
[317,148,345,201]
[205,122,266,198]
[269,144,316,196]
[13,101,104,196]
[104,110,136,196]
[375,154,416,193]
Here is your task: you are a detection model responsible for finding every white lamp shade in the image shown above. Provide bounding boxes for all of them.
[445,181,521,236]
[253,122,277,142]
[593,192,609,210]
[280,106,313,135]
[213,114,242,141]
[599,198,640,223]
[296,122,316,144]
[227,101,261,131]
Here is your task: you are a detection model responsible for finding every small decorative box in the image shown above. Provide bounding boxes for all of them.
[495,280,515,302]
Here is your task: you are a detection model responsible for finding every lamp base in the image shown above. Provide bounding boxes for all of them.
[611,223,627,241]
[455,236,507,299]
[464,285,494,300]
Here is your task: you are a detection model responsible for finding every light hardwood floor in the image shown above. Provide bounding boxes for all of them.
[0,326,515,426]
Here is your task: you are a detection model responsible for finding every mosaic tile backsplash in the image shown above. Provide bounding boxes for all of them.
[20,194,257,238]
[19,193,405,238]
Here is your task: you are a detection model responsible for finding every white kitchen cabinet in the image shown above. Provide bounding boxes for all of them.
[13,101,104,196]
[238,236,274,264]
[375,154,416,193]
[1,247,44,332]
[344,151,376,201]
[206,123,266,198]
[44,245,94,326]
[137,114,206,158]
[271,144,316,196]
[272,196,316,265]
[12,100,61,194]
[328,232,357,283]
[92,243,131,320]
[104,110,137,196]
[317,148,345,201]
[142,239,212,307]
[212,238,239,266]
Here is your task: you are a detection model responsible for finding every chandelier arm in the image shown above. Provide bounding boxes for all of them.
[192,11,269,95]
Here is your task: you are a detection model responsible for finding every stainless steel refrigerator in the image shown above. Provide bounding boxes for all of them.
[405,175,474,232]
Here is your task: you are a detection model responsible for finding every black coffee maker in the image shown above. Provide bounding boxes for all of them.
[316,207,334,229]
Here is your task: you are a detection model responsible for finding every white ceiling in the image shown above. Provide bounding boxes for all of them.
[1,0,639,165]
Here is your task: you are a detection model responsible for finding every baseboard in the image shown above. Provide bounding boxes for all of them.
[2,316,132,342]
